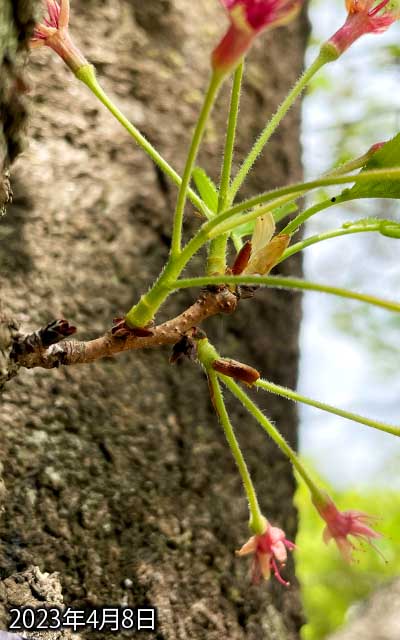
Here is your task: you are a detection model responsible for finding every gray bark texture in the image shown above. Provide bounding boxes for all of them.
[0,1,308,638]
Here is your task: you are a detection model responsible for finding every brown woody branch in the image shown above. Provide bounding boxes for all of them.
[9,288,238,374]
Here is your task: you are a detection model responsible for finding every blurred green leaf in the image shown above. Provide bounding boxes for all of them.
[193,167,218,213]
[385,44,400,58]
[341,132,400,201]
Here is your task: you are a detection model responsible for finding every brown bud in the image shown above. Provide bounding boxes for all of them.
[232,241,252,275]
[39,319,77,347]
[212,358,260,385]
[111,318,154,339]
[170,335,197,364]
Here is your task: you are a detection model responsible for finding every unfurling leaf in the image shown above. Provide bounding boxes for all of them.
[251,214,276,255]
[244,234,290,276]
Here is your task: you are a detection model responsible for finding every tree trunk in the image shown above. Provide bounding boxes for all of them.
[0,1,308,638]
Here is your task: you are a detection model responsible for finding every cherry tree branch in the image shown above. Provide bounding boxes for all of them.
[3,288,238,379]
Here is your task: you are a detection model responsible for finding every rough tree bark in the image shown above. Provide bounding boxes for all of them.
[0,1,308,638]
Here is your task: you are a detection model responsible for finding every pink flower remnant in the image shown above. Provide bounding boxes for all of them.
[31,0,88,73]
[236,524,296,586]
[314,494,382,562]
[212,0,302,74]
[328,0,400,56]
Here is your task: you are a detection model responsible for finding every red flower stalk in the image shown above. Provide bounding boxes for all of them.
[327,0,400,56]
[313,494,382,562]
[236,523,296,586]
[212,0,302,74]
[30,0,88,74]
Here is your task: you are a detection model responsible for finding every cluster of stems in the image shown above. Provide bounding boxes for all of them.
[73,36,400,539]
[76,50,400,332]
[32,10,400,554]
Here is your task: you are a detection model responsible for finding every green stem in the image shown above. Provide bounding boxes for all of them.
[256,379,400,437]
[208,370,266,534]
[125,227,208,327]
[221,375,325,503]
[324,146,384,178]
[279,224,381,262]
[207,63,243,275]
[125,220,387,326]
[173,275,400,314]
[208,192,304,238]
[126,164,400,325]
[125,167,399,326]
[228,51,329,203]
[76,64,210,218]
[171,72,223,258]
[281,198,339,236]
[206,167,400,237]
[273,145,387,236]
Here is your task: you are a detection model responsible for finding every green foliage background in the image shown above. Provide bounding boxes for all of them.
[296,476,400,639]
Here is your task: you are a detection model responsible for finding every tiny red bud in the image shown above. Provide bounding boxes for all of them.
[368,141,386,154]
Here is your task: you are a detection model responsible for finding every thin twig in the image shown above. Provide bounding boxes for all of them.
[11,289,238,372]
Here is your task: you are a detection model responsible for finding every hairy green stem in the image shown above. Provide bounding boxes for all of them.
[76,65,210,217]
[280,223,382,262]
[207,63,243,275]
[229,52,329,202]
[208,370,266,534]
[206,167,400,237]
[256,379,400,437]
[125,162,399,325]
[125,228,208,326]
[324,146,384,178]
[281,198,339,236]
[173,274,400,314]
[126,219,391,326]
[171,72,223,257]
[221,375,325,503]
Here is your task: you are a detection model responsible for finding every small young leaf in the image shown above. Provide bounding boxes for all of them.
[192,167,219,213]
[251,214,276,255]
[341,132,400,201]
[245,234,290,276]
